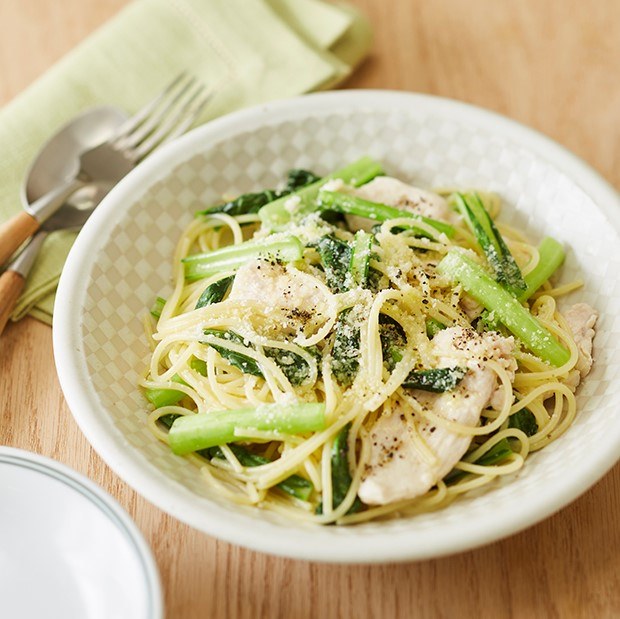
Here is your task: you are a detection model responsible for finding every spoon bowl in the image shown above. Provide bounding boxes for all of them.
[22,105,128,207]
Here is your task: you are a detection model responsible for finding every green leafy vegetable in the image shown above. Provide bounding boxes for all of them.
[168,402,326,454]
[190,357,208,376]
[203,329,317,386]
[202,329,263,377]
[276,474,315,502]
[207,445,313,501]
[475,310,502,334]
[508,408,538,437]
[425,317,446,338]
[196,169,320,217]
[158,413,179,429]
[331,309,361,386]
[445,438,514,483]
[402,367,467,392]
[314,235,352,293]
[437,250,570,367]
[198,189,281,217]
[474,439,514,466]
[196,275,234,309]
[317,424,363,515]
[263,346,319,386]
[379,314,406,372]
[314,231,376,294]
[470,237,566,334]
[144,387,185,408]
[284,169,321,192]
[451,192,526,294]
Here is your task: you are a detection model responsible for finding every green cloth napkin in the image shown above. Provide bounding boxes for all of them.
[0,0,371,324]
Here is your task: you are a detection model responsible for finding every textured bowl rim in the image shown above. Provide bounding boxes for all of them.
[54,90,620,563]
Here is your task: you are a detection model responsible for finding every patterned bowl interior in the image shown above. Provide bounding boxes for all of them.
[64,92,620,561]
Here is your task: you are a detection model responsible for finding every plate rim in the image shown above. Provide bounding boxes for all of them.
[0,446,163,616]
[53,89,620,563]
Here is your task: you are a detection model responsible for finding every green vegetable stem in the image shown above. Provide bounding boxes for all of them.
[318,190,455,238]
[258,156,384,229]
[437,250,570,366]
[518,237,565,301]
[168,402,326,454]
[183,235,303,281]
[451,192,526,295]
[349,230,373,288]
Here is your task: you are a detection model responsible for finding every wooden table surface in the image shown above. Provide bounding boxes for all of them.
[1,1,619,617]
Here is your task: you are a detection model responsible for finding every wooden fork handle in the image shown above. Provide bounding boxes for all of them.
[0,270,25,336]
[0,211,39,266]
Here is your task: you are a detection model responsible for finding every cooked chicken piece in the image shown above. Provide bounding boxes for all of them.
[433,326,517,410]
[459,294,484,320]
[358,375,495,505]
[564,302,598,378]
[228,259,329,332]
[432,326,517,375]
[345,176,457,232]
[563,370,581,391]
[358,327,516,505]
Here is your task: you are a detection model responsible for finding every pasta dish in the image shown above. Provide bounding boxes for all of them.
[141,157,597,525]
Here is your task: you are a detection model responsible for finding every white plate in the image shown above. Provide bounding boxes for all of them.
[53,90,620,563]
[0,447,162,618]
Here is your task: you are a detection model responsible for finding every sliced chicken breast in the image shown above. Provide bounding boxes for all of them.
[345,176,456,232]
[358,327,516,505]
[564,302,598,378]
[432,326,517,374]
[228,259,329,333]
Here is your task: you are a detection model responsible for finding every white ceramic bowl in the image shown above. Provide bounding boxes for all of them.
[54,91,620,563]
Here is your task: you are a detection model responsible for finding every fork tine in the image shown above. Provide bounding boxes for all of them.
[112,73,188,142]
[115,75,197,150]
[130,87,213,161]
[150,90,212,147]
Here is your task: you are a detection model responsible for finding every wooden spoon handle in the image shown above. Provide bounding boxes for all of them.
[0,211,39,266]
[0,270,25,336]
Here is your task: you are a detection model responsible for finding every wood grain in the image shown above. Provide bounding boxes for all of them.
[1,1,619,617]
[0,270,25,335]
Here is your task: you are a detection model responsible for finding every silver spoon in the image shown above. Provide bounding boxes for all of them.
[0,106,128,267]
[0,106,127,335]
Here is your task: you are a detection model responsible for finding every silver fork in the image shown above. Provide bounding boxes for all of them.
[0,75,212,336]
[0,74,212,267]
